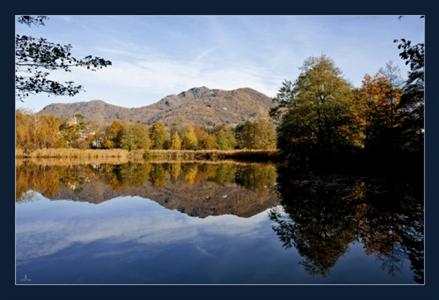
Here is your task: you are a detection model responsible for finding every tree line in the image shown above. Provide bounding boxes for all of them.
[16,111,277,153]
[271,39,423,169]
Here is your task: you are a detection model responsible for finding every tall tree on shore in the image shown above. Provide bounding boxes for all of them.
[275,56,363,161]
[357,73,401,154]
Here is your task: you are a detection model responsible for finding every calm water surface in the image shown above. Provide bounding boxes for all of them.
[15,161,423,284]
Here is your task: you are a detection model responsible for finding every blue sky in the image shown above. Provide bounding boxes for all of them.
[16,15,425,112]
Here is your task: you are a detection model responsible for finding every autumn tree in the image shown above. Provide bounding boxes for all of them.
[192,126,217,149]
[102,120,124,149]
[202,134,217,149]
[16,110,63,151]
[120,123,150,151]
[16,110,32,151]
[274,56,363,162]
[215,126,236,150]
[15,16,111,101]
[36,114,64,148]
[150,121,170,149]
[170,131,182,150]
[182,127,199,150]
[357,73,401,154]
[235,118,277,149]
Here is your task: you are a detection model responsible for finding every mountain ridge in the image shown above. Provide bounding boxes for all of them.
[38,86,275,127]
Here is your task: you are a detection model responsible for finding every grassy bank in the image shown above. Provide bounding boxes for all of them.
[16,148,279,162]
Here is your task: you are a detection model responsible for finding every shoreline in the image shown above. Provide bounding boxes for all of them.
[16,148,279,162]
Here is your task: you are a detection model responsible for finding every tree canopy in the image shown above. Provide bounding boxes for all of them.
[275,56,362,162]
[235,118,277,149]
[150,122,170,149]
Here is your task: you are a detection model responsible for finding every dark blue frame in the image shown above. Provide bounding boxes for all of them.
[1,1,437,299]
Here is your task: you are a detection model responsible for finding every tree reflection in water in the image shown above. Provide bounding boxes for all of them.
[16,161,280,218]
[269,166,423,283]
[15,160,423,282]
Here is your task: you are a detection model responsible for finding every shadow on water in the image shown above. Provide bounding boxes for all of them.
[269,164,424,283]
[16,159,423,283]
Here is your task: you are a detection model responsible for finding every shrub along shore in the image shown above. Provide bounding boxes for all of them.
[16,148,279,162]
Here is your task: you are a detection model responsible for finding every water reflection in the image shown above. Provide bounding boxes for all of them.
[269,166,424,283]
[15,160,423,283]
[16,161,279,218]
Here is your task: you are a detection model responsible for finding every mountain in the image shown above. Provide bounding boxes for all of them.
[38,86,274,127]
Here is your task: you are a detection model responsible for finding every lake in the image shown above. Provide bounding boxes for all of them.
[15,160,424,284]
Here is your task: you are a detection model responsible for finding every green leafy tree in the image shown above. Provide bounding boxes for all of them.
[235,118,277,149]
[274,56,363,161]
[235,120,253,149]
[150,121,170,149]
[15,16,111,101]
[215,127,236,150]
[270,80,294,122]
[120,123,150,151]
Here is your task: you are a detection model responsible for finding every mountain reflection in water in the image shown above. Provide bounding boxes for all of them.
[16,161,279,218]
[15,160,423,284]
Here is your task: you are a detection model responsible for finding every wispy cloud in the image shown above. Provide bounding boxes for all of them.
[15,15,424,111]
